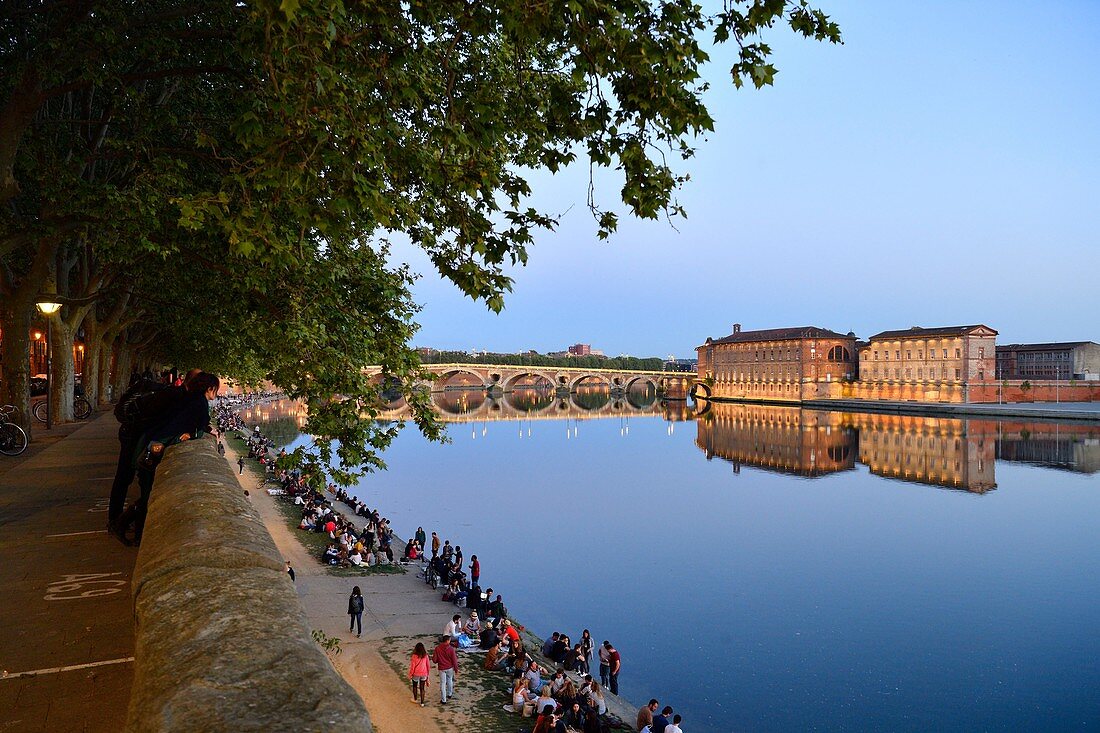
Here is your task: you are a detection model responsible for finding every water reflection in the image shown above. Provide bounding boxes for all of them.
[696,404,857,478]
[694,403,1100,491]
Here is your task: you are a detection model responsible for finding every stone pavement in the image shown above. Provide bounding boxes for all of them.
[0,412,136,733]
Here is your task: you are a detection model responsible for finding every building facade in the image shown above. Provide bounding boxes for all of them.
[568,343,591,356]
[849,325,997,402]
[995,342,1100,381]
[696,324,858,402]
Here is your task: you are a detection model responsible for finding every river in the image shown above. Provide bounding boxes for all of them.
[243,390,1100,732]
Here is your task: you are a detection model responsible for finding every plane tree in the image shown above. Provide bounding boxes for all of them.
[0,0,839,477]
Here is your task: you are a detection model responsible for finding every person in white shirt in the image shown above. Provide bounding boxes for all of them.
[666,714,684,733]
[443,613,461,639]
[348,549,363,566]
[463,611,481,636]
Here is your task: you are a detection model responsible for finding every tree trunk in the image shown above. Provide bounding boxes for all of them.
[111,339,134,401]
[49,316,75,422]
[0,305,34,434]
[97,342,113,405]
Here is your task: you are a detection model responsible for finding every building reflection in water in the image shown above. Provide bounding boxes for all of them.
[696,404,857,478]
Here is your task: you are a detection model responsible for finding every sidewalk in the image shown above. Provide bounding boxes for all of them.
[0,412,136,733]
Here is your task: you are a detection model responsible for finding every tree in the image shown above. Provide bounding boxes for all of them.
[1,0,841,479]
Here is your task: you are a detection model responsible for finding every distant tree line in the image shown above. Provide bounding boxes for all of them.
[422,350,665,372]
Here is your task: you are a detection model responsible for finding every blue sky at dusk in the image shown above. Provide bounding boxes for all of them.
[392,1,1100,359]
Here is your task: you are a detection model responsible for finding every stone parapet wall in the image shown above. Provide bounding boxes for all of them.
[125,437,371,733]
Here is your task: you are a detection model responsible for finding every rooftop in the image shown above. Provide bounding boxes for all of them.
[997,341,1097,351]
[868,325,997,340]
[703,326,855,347]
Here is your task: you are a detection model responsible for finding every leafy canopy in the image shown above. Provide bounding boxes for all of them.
[0,0,839,481]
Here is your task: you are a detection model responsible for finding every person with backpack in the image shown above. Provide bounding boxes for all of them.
[348,586,364,637]
[117,371,220,545]
[106,372,179,545]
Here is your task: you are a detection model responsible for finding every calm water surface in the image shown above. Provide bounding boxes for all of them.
[255,392,1100,732]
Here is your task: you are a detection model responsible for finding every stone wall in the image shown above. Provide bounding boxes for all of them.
[125,437,371,733]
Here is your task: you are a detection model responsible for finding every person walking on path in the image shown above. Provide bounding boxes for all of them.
[470,554,480,586]
[605,641,621,695]
[348,586,364,637]
[409,642,431,707]
[432,635,459,704]
[431,531,441,558]
[286,561,295,582]
[237,456,245,474]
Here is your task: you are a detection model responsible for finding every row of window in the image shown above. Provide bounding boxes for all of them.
[1016,352,1070,361]
[866,348,966,361]
[869,368,963,380]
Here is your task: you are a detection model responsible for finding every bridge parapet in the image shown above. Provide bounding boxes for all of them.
[365,363,691,393]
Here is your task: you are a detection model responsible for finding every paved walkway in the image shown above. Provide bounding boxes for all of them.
[0,413,136,733]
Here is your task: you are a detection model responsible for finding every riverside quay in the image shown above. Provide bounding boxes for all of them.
[696,323,1100,404]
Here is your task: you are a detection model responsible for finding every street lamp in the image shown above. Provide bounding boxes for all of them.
[35,299,62,431]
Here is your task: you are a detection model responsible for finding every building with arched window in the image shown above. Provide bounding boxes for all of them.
[696,324,858,403]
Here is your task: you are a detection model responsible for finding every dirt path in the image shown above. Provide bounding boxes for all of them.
[222,436,470,733]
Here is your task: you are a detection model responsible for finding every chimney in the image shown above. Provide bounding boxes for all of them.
[732,323,741,333]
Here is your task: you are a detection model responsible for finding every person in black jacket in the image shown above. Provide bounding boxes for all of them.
[348,586,364,637]
[119,371,220,544]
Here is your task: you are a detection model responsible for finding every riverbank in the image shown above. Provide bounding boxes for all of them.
[220,421,640,731]
[699,395,1100,422]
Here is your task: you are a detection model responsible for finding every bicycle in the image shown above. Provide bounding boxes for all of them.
[0,405,29,456]
[32,392,92,423]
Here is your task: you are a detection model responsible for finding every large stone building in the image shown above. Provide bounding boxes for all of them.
[995,341,1100,381]
[852,325,997,402]
[696,324,858,402]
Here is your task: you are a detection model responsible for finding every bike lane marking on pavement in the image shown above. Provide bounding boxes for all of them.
[1,657,135,680]
[45,529,107,538]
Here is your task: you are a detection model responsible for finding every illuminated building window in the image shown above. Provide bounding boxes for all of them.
[955,349,961,358]
[930,368,935,380]
[873,351,878,360]
[955,369,961,379]
[942,349,948,358]
[906,350,911,360]
[895,351,900,360]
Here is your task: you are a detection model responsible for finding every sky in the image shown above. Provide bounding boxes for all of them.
[390,1,1100,359]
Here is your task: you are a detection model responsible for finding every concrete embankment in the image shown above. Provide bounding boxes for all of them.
[802,398,1100,422]
[126,436,371,732]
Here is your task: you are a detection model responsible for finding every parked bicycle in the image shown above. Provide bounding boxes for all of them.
[31,390,92,423]
[0,405,29,456]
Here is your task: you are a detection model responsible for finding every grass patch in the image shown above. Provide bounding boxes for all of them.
[228,431,404,577]
[377,635,520,733]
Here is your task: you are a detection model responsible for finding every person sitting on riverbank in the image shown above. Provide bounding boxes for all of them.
[485,639,508,671]
[587,681,607,716]
[565,643,584,674]
[463,611,481,636]
[561,701,586,731]
[542,632,560,658]
[512,678,537,717]
[555,678,579,710]
[479,621,499,650]
[535,687,558,717]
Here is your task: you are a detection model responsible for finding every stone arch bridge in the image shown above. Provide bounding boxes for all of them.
[365,363,692,394]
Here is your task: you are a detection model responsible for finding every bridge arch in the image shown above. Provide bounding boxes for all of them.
[690,382,713,400]
[568,374,612,391]
[435,368,489,390]
[624,375,658,392]
[502,371,556,392]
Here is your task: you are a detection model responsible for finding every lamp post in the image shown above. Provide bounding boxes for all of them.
[35,299,62,431]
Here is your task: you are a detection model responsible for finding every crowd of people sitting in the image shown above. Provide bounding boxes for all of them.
[219,401,682,732]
